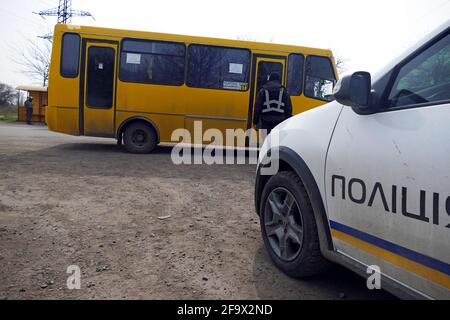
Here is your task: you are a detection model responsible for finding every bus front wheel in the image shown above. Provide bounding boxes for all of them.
[123,122,157,154]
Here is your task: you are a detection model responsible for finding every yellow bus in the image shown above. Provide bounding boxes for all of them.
[47,24,338,153]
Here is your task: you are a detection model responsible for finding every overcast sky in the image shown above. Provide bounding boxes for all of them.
[0,0,449,87]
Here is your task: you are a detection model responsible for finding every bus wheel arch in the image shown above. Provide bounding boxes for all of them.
[117,117,160,153]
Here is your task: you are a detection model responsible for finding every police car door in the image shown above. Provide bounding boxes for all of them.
[325,31,450,299]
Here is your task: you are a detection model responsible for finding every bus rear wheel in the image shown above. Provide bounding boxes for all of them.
[123,122,157,154]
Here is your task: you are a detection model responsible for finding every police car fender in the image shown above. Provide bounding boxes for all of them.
[258,101,344,199]
[256,102,344,251]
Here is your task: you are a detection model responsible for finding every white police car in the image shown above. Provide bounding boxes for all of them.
[255,20,449,299]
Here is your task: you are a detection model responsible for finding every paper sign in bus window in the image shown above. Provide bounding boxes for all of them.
[229,63,243,74]
[126,53,141,64]
[223,81,247,90]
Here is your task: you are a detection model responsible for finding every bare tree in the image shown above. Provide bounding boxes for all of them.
[335,55,348,75]
[0,83,17,106]
[12,39,51,87]
[236,35,275,43]
[236,34,258,42]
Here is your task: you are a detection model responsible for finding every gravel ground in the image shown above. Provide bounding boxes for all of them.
[0,122,395,300]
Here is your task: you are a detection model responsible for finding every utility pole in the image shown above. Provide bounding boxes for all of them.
[34,0,95,41]
[34,0,94,24]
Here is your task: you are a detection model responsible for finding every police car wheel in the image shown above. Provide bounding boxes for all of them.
[260,171,330,278]
[123,122,157,154]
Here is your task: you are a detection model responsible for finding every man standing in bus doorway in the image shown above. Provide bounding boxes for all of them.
[24,96,33,125]
[253,72,292,135]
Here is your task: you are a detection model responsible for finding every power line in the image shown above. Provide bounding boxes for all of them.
[34,0,94,24]
[33,0,95,41]
[0,8,47,29]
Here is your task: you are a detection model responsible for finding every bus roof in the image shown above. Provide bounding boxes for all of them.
[55,24,334,58]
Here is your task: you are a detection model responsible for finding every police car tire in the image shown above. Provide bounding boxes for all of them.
[260,171,330,278]
[123,122,157,154]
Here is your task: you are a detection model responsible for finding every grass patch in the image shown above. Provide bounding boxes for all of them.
[0,114,18,122]
[0,105,18,122]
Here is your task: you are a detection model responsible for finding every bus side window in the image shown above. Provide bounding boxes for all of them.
[304,56,336,101]
[187,45,250,91]
[119,39,185,86]
[61,33,81,78]
[286,53,304,96]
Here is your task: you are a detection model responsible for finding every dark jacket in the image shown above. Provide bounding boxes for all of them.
[253,81,292,129]
[25,99,33,109]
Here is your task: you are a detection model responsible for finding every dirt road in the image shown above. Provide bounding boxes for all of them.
[0,122,394,299]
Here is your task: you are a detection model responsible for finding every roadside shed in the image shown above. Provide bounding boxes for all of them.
[16,85,48,123]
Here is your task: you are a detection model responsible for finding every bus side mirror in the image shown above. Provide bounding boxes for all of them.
[333,71,374,114]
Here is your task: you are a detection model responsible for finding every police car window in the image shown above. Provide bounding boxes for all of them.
[119,39,185,86]
[286,54,304,96]
[187,45,250,91]
[388,33,450,108]
[61,33,80,78]
[304,56,336,102]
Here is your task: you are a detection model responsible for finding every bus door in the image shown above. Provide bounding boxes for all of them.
[248,56,286,142]
[81,42,118,136]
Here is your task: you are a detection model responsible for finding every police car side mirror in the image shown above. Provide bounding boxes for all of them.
[333,71,374,114]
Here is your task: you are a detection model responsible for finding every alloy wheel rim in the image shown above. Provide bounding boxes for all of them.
[264,187,304,262]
